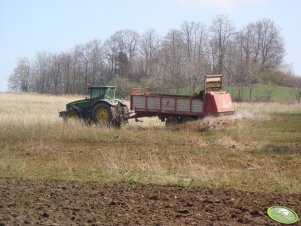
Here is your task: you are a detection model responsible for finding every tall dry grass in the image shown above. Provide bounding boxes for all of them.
[234,101,301,113]
[0,92,301,193]
[0,93,80,124]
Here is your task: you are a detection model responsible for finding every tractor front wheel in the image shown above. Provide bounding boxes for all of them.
[65,108,81,121]
[92,103,113,125]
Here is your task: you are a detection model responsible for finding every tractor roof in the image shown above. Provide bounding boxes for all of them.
[88,86,116,89]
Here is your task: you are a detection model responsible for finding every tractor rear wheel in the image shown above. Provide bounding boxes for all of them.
[121,105,129,124]
[107,105,129,128]
[92,103,113,125]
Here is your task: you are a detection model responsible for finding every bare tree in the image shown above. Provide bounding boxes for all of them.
[209,15,236,77]
[32,52,52,93]
[69,46,83,93]
[77,43,92,90]
[87,39,106,85]
[181,21,195,62]
[8,17,292,99]
[59,52,72,94]
[104,30,140,79]
[247,19,285,74]
[227,18,284,95]
[49,54,62,94]
[139,29,160,76]
[103,37,118,81]
[180,21,210,90]
[8,57,31,92]
[160,29,186,88]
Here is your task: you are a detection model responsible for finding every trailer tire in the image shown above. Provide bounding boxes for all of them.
[165,116,179,126]
[182,116,195,124]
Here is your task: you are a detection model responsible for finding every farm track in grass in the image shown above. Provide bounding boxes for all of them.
[1,93,301,225]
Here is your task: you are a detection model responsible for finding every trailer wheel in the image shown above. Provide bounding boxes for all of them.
[182,116,195,123]
[165,116,179,126]
[92,103,113,125]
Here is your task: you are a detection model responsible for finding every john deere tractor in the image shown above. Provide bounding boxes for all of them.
[59,86,129,127]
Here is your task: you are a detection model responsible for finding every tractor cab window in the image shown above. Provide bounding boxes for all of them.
[91,89,105,99]
[104,88,115,100]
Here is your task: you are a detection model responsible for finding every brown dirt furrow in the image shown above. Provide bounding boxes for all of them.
[0,177,300,225]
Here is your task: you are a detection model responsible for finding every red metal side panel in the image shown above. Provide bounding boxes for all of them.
[131,93,203,116]
[204,92,234,115]
[204,93,217,115]
[130,88,149,110]
[214,92,234,113]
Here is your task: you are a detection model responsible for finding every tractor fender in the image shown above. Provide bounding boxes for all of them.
[115,99,127,106]
[92,100,117,109]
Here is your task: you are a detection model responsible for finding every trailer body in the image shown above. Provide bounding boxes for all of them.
[130,75,234,123]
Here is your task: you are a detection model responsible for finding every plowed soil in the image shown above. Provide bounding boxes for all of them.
[0,178,300,226]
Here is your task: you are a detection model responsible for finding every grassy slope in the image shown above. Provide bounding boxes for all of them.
[0,93,300,193]
[226,84,298,101]
[155,85,299,101]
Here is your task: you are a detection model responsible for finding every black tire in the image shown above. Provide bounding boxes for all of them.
[165,116,179,126]
[111,106,121,128]
[92,103,113,125]
[181,116,195,124]
[109,105,129,128]
[65,108,81,121]
[121,105,129,124]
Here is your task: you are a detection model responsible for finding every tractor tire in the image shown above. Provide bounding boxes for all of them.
[65,108,81,121]
[121,105,129,124]
[92,103,113,125]
[109,105,129,128]
[111,106,122,128]
[165,116,179,127]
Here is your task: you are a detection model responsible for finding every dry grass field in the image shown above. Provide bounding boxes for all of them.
[0,92,301,193]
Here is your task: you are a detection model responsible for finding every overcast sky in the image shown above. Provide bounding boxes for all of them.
[1,0,300,92]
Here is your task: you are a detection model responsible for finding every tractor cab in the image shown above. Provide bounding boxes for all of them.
[59,85,129,126]
[88,86,116,100]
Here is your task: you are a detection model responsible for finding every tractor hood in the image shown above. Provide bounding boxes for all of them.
[66,98,90,109]
[66,98,125,110]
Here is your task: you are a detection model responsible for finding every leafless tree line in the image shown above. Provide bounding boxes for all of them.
[9,15,298,96]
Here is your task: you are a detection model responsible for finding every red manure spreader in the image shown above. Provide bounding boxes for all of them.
[129,74,234,126]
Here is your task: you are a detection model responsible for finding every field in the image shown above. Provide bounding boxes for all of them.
[0,92,301,225]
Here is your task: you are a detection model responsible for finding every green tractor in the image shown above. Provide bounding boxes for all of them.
[59,86,129,127]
